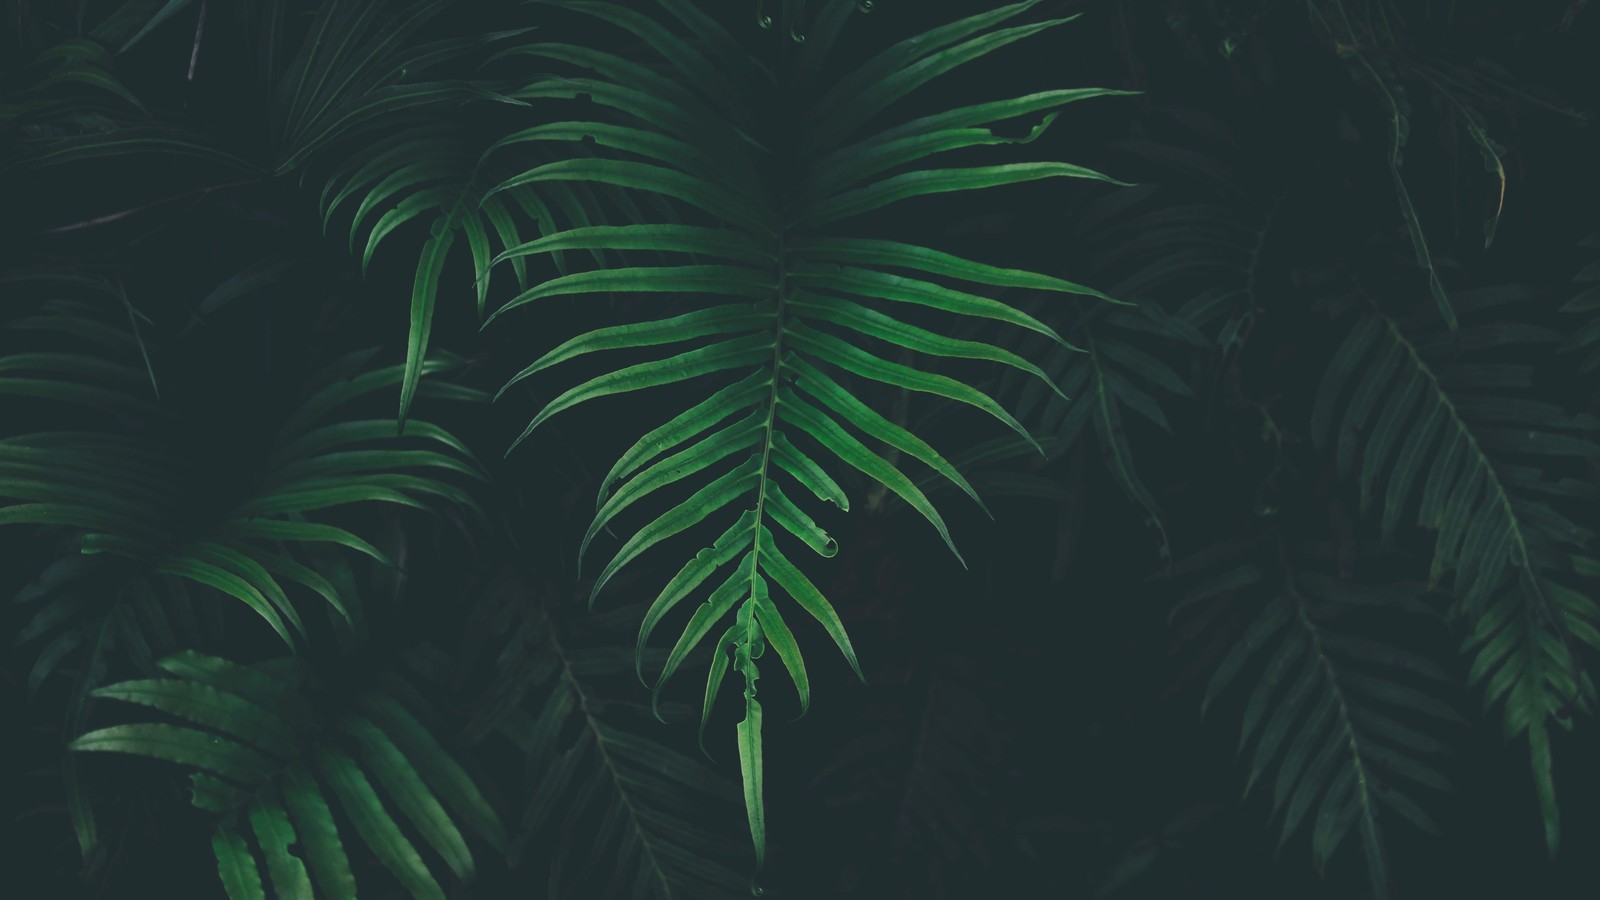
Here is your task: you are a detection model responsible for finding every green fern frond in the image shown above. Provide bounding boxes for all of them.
[1,265,483,875]
[475,0,1127,869]
[1313,288,1600,855]
[1171,538,1461,898]
[459,575,748,899]
[1459,575,1599,856]
[72,650,504,900]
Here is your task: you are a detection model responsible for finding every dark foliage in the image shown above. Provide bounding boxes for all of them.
[5,1,1600,898]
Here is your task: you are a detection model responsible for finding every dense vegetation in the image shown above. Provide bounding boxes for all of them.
[4,1,1599,898]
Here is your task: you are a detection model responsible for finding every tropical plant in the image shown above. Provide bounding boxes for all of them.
[73,649,505,900]
[453,570,752,898]
[6,1,1600,899]
[470,0,1128,875]
[1169,536,1461,898]
[1313,284,1600,858]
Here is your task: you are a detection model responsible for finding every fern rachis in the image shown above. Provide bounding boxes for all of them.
[474,0,1128,871]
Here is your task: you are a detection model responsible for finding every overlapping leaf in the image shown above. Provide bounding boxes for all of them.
[321,120,557,428]
[262,0,476,175]
[4,0,477,179]
[1313,287,1600,854]
[1003,110,1252,564]
[454,573,749,899]
[72,651,505,900]
[478,0,1126,868]
[1011,298,1201,565]
[4,274,486,679]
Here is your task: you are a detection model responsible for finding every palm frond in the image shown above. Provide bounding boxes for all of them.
[4,0,491,183]
[72,650,504,900]
[321,120,566,428]
[2,271,486,870]
[1170,537,1461,899]
[0,26,257,177]
[4,272,486,668]
[264,0,482,175]
[474,0,1128,867]
[0,37,147,128]
[1312,286,1600,855]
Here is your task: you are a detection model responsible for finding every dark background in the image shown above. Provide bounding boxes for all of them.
[5,1,1600,898]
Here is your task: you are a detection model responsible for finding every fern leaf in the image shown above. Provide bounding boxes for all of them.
[1314,292,1600,853]
[480,0,1123,868]
[464,577,749,899]
[72,652,498,900]
[1171,539,1459,898]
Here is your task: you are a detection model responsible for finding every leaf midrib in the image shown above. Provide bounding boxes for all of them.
[1378,317,1541,598]
[551,620,682,899]
[746,232,790,611]
[1286,575,1381,880]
